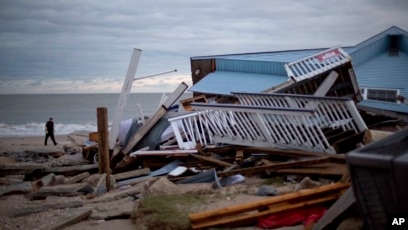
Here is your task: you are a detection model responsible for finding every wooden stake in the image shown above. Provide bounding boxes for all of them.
[97,107,110,191]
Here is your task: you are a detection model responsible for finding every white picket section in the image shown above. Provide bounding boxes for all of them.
[233,92,367,134]
[284,47,351,82]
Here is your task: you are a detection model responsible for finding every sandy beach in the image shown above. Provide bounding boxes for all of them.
[0,134,139,230]
[0,135,72,153]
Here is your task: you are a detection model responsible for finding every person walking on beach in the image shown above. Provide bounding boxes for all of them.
[44,117,58,145]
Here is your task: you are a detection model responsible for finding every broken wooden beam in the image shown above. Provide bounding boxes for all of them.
[189,182,350,229]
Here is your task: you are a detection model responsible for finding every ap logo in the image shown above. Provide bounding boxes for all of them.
[392,217,405,226]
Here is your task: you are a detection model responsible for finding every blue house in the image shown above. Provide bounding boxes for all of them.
[189,26,408,121]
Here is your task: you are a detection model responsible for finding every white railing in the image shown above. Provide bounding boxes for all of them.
[284,47,351,82]
[233,92,367,134]
[168,112,215,150]
[169,104,340,154]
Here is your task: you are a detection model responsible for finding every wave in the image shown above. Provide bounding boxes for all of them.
[0,122,98,137]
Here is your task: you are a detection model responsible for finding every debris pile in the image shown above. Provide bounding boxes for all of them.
[1,47,407,230]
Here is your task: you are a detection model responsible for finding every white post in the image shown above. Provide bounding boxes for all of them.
[109,48,142,150]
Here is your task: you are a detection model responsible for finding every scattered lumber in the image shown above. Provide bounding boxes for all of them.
[189,182,350,229]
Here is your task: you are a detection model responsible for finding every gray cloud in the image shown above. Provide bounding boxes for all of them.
[0,0,407,93]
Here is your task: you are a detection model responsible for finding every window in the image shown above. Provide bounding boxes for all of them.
[366,88,398,102]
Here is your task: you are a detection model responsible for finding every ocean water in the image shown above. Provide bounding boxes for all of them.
[0,93,192,137]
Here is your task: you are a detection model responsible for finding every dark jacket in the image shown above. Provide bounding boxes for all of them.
[46,120,54,134]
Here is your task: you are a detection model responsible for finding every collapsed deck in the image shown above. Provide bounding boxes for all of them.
[169,93,367,154]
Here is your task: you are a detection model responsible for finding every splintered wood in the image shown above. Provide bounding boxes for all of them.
[189,182,350,229]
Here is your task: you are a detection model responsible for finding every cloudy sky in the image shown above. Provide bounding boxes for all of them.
[0,0,407,94]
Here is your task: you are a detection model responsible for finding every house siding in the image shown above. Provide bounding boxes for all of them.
[216,59,286,76]
[401,36,408,53]
[350,37,389,66]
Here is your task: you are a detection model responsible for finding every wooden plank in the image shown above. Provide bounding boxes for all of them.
[89,207,132,220]
[275,162,347,176]
[192,194,340,229]
[235,150,244,164]
[121,82,188,155]
[109,48,142,150]
[189,182,350,229]
[90,178,157,203]
[314,71,339,96]
[0,177,24,185]
[333,131,365,154]
[313,187,356,229]
[130,149,197,157]
[64,172,90,184]
[112,167,150,181]
[217,156,330,177]
[0,181,34,196]
[26,183,94,199]
[14,200,84,217]
[259,158,273,175]
[327,129,356,145]
[0,162,45,171]
[363,129,393,144]
[51,207,93,230]
[240,146,346,162]
[44,164,98,174]
[190,154,234,167]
